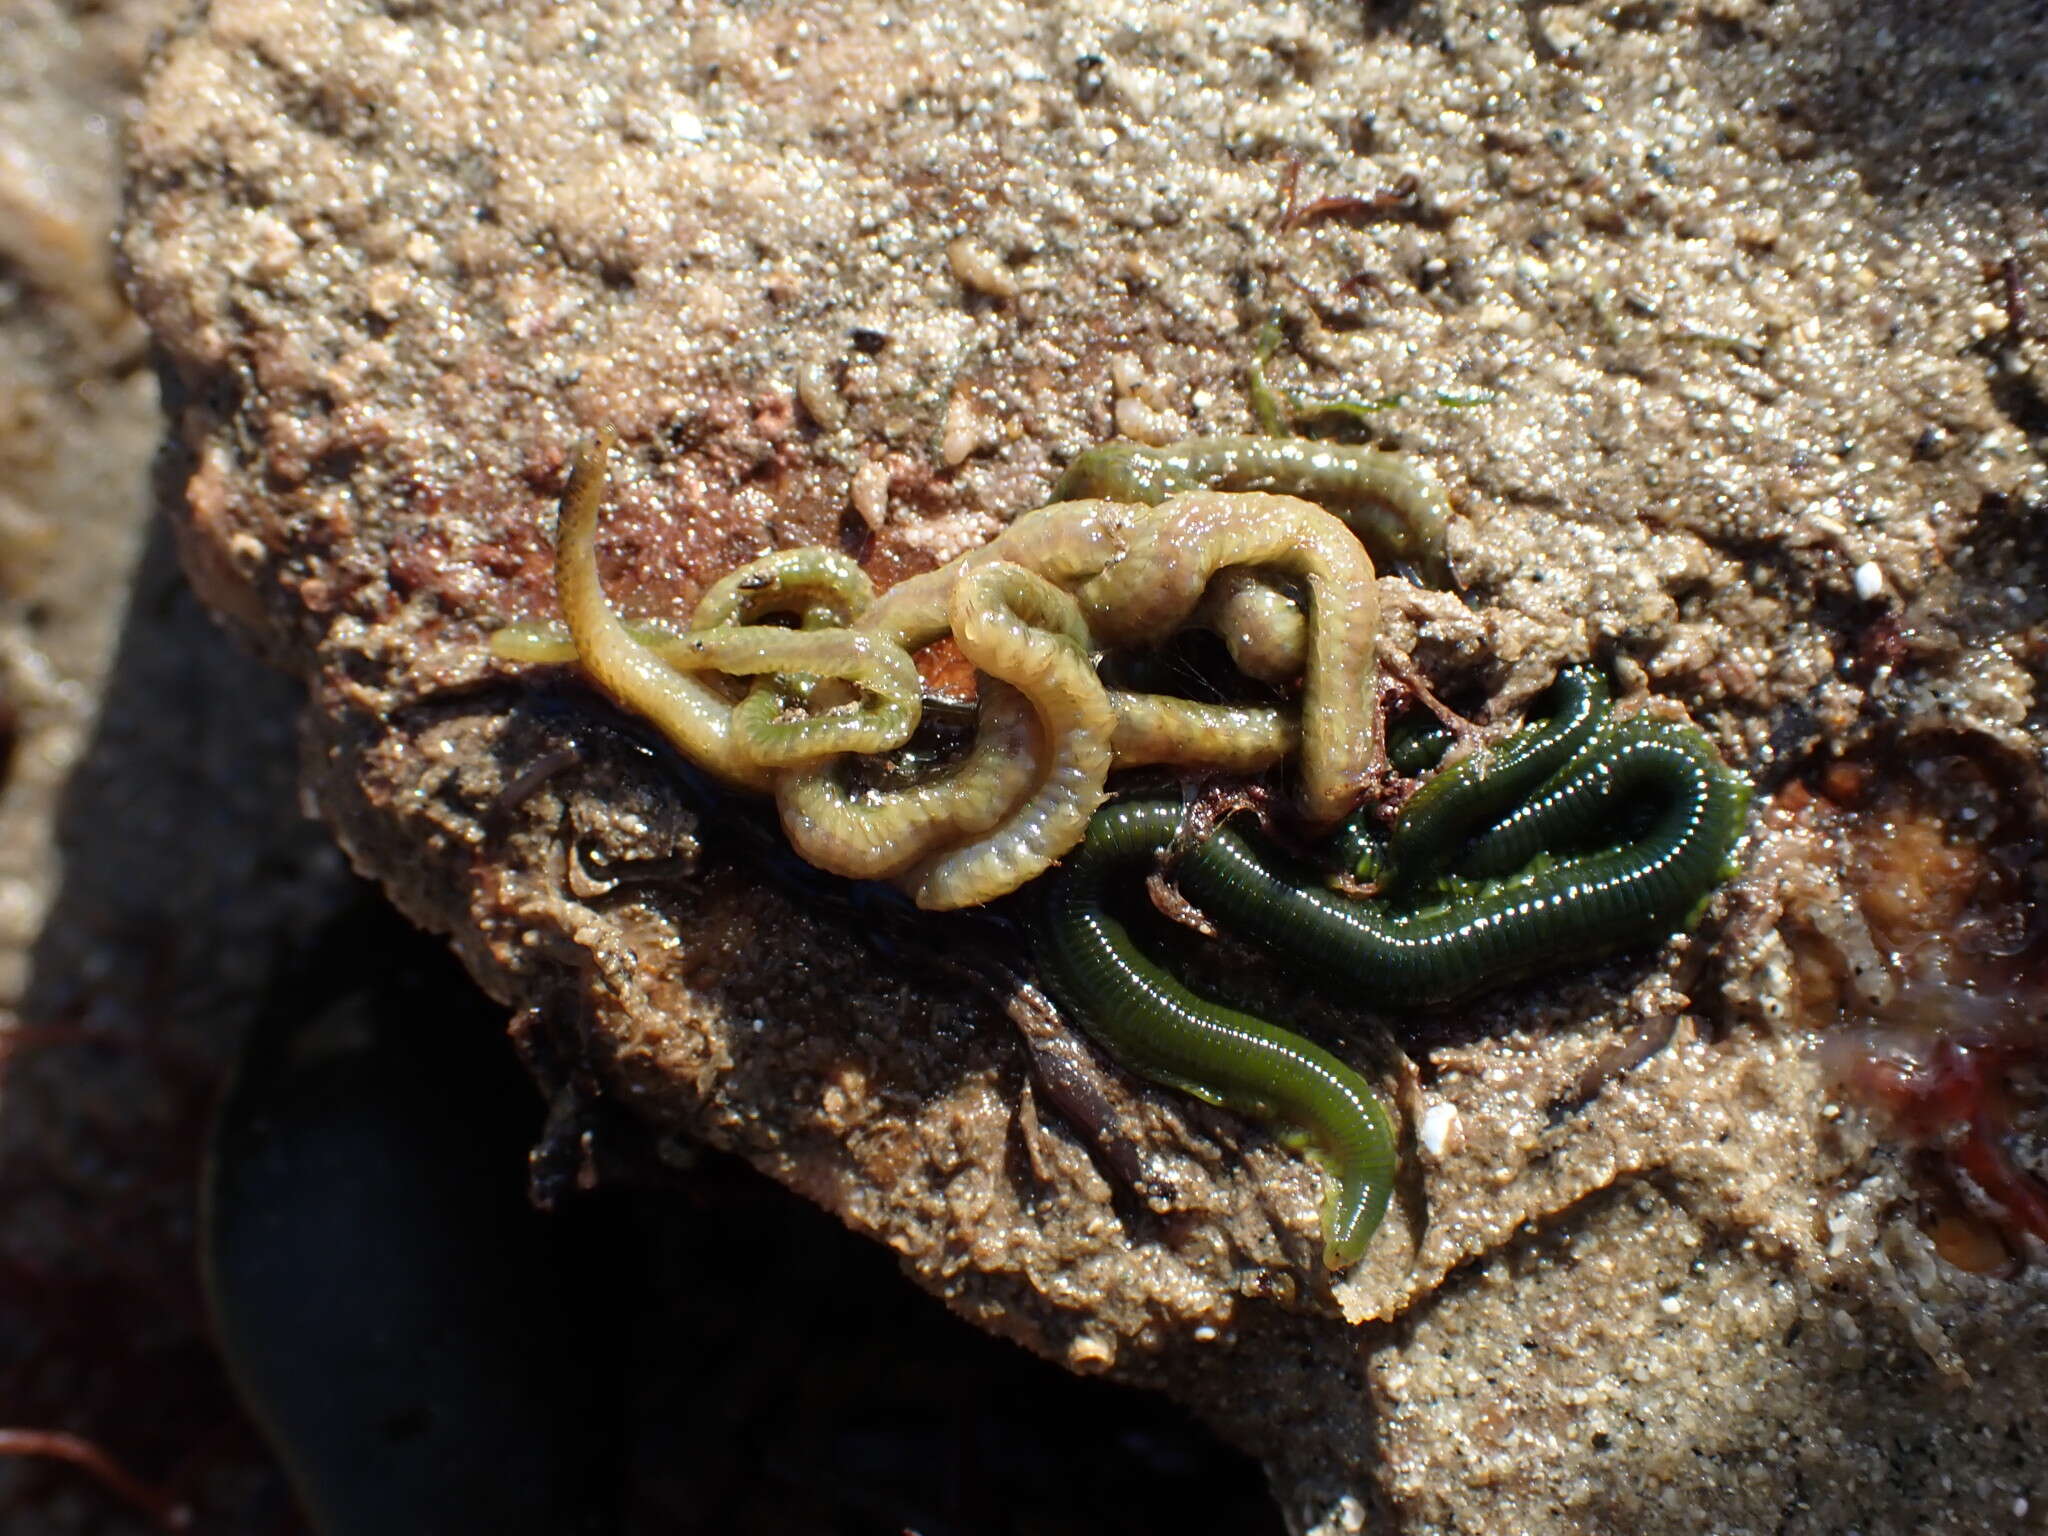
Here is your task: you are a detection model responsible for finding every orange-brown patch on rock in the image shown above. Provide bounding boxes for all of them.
[912,636,978,702]
[1784,748,2048,1259]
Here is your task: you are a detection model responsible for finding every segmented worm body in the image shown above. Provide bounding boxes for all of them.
[1079,491,1380,828]
[856,498,1136,651]
[493,434,1403,905]
[1031,800,1398,1270]
[1385,666,1610,884]
[1055,435,1452,585]
[1034,699,1745,1266]
[1106,693,1297,772]
[1194,567,1309,684]
[1453,713,1751,898]
[905,562,1115,910]
[528,425,777,793]
[1072,706,1748,1021]
[778,684,1043,882]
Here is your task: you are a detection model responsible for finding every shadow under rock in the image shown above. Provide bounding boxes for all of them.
[0,514,354,1529]
[0,512,1288,1534]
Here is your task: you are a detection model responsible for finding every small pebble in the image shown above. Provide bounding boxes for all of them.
[850,458,891,530]
[794,358,846,431]
[946,235,1020,299]
[940,391,990,465]
[1418,1101,1461,1157]
[1852,560,1885,601]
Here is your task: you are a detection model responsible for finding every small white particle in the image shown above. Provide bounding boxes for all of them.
[1193,1324,1218,1342]
[1659,1294,1682,1315]
[946,235,1020,298]
[2013,1497,2028,1518]
[1418,1101,1461,1157]
[1852,560,1885,601]
[850,458,891,530]
[940,390,990,465]
[795,359,846,432]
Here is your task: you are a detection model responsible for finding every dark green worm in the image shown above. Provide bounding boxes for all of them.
[1328,680,1596,886]
[1384,666,1611,886]
[1030,800,1398,1270]
[1331,710,1457,880]
[1385,715,1456,777]
[1030,688,1747,1267]
[1328,815,1393,887]
[1169,713,1749,1007]
[1454,711,1746,889]
[1054,436,1452,585]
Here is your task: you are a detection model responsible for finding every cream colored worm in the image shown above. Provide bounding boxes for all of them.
[1194,569,1308,684]
[905,560,1116,910]
[776,682,1045,883]
[857,498,1139,651]
[494,435,1388,901]
[698,629,920,767]
[491,547,873,664]
[688,547,874,631]
[1107,692,1298,772]
[855,501,1310,776]
[1079,491,1380,827]
[498,466,919,774]
[525,426,777,793]
[686,548,910,760]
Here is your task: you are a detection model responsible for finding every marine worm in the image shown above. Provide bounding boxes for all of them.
[1326,714,1456,883]
[686,547,874,632]
[1385,665,1611,884]
[1164,715,1749,1005]
[1193,568,1308,684]
[698,628,921,768]
[856,498,1138,652]
[777,682,1045,881]
[906,561,1116,910]
[685,548,911,762]
[496,586,921,769]
[1031,799,1398,1270]
[1453,713,1750,893]
[1107,692,1298,773]
[1079,491,1381,828]
[1055,435,1452,586]
[539,427,777,792]
[491,547,874,665]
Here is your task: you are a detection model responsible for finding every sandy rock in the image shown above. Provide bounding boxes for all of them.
[121,0,2048,1530]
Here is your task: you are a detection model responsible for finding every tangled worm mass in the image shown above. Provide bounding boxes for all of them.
[494,425,1750,1270]
[492,426,1446,907]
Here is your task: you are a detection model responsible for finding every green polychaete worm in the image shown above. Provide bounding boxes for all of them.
[1030,669,1750,1270]
[1030,798,1399,1272]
